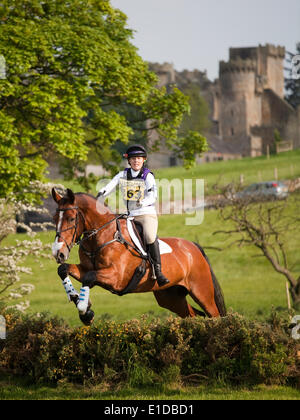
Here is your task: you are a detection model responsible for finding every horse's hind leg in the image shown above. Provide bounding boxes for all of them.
[187,267,222,318]
[189,290,220,318]
[187,269,220,318]
[187,268,220,318]
[153,285,205,318]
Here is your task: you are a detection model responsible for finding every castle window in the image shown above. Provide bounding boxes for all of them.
[231,128,235,136]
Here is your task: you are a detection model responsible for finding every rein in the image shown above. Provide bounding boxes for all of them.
[55,206,148,267]
[78,215,148,267]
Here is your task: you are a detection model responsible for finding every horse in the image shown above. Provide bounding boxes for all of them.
[51,188,226,325]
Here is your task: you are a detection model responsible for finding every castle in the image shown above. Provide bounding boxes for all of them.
[147,44,300,168]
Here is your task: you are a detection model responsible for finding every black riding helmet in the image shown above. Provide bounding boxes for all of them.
[123,144,147,159]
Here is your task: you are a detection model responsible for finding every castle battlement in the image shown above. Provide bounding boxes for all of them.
[259,44,285,58]
[147,43,299,167]
[148,62,175,75]
[219,44,285,98]
[148,62,176,87]
[220,58,256,74]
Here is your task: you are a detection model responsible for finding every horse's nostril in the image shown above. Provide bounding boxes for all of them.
[59,252,65,262]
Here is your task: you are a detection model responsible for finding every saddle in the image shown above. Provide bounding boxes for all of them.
[131,220,147,250]
[111,217,172,297]
[126,218,172,256]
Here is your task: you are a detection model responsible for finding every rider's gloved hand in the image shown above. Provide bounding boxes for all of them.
[96,191,105,199]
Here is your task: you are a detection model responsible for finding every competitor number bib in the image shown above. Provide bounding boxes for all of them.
[120,178,146,202]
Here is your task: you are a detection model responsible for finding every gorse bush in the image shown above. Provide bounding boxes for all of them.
[0,311,299,388]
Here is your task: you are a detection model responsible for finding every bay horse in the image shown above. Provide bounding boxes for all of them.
[51,188,226,325]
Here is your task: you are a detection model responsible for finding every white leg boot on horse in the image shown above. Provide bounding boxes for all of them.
[57,264,95,326]
[58,264,79,303]
[76,272,97,324]
[62,277,79,302]
[77,286,90,315]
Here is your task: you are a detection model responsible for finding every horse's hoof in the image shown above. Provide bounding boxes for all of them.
[79,309,95,326]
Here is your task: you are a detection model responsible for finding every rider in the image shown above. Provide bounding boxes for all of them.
[96,144,170,287]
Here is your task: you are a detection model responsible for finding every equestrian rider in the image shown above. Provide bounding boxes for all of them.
[96,144,170,287]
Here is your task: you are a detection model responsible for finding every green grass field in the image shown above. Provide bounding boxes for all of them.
[155,149,300,195]
[2,150,300,400]
[0,375,299,400]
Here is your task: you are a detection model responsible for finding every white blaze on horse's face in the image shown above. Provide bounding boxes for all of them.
[51,188,78,264]
[52,211,64,259]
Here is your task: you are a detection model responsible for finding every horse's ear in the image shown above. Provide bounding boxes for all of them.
[66,188,75,204]
[52,188,62,203]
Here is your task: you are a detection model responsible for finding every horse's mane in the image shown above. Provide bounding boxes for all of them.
[74,192,111,211]
[75,192,97,200]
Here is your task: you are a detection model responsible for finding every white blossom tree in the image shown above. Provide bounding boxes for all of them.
[0,182,64,312]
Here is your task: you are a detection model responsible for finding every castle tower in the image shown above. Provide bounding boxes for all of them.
[218,44,286,157]
[148,62,176,89]
[229,44,285,97]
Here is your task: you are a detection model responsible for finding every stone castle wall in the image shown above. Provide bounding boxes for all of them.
[215,44,298,157]
[146,44,299,166]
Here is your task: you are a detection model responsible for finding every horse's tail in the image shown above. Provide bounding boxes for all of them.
[193,242,227,317]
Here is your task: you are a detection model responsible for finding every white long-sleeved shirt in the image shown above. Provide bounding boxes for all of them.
[98,168,157,216]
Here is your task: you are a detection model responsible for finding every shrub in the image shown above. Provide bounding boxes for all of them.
[0,310,299,387]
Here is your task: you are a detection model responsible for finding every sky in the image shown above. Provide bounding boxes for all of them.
[110,0,300,81]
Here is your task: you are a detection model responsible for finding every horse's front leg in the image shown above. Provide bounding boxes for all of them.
[57,263,86,304]
[57,263,95,326]
[76,271,98,315]
[75,266,122,318]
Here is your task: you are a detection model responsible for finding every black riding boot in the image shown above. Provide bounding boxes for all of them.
[148,240,170,287]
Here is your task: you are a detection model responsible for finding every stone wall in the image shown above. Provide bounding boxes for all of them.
[216,44,299,157]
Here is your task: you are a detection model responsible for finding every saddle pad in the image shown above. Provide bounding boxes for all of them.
[127,218,172,256]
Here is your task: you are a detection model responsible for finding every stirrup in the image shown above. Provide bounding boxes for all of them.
[151,263,157,280]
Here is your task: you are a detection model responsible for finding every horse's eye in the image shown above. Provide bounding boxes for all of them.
[69,217,75,222]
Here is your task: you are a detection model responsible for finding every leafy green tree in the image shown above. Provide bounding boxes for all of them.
[179,83,211,136]
[0,0,207,200]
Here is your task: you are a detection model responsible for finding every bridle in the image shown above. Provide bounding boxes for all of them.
[55,206,147,265]
[54,206,85,253]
